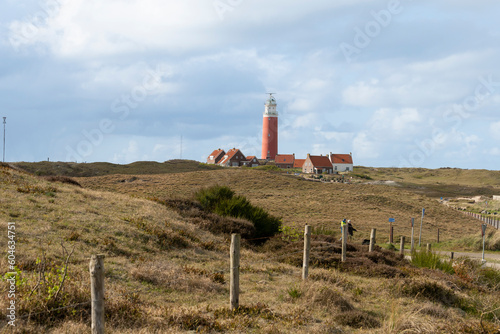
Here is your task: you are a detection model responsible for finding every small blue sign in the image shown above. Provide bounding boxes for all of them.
[388,218,395,223]
[422,208,425,216]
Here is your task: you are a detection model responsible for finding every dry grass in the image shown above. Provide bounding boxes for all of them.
[1,163,500,333]
[77,168,487,245]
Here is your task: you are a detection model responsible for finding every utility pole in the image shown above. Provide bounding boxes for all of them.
[2,117,6,163]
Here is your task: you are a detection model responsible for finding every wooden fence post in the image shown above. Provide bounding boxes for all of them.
[451,252,454,260]
[410,218,415,254]
[302,225,311,280]
[426,243,431,252]
[230,234,241,310]
[90,255,105,334]
[437,228,440,243]
[341,224,347,262]
[400,236,405,256]
[369,229,376,252]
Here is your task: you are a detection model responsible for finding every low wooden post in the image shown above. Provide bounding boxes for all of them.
[451,252,454,260]
[369,229,376,252]
[437,228,440,243]
[389,225,393,244]
[410,218,415,254]
[230,234,241,310]
[399,236,405,256]
[426,243,431,252]
[302,225,311,280]
[341,224,347,262]
[90,255,105,334]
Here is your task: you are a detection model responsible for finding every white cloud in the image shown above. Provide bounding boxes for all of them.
[490,121,500,140]
[342,51,495,108]
[486,147,500,156]
[352,132,379,160]
[8,0,369,58]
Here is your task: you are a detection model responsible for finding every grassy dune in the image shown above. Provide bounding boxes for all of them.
[11,160,219,177]
[1,162,499,333]
[77,168,487,245]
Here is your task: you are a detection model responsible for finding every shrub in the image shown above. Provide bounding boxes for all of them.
[334,310,381,329]
[194,186,282,239]
[43,176,82,187]
[411,250,454,274]
[195,185,234,211]
[396,277,460,307]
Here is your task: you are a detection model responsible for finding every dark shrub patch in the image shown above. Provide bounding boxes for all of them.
[193,186,282,239]
[43,175,82,187]
[334,310,381,329]
[396,278,460,307]
[158,198,256,239]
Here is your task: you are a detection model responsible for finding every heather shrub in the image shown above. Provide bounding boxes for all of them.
[195,185,281,239]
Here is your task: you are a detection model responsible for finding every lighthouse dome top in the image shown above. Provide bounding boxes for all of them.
[265,94,277,106]
[263,93,278,116]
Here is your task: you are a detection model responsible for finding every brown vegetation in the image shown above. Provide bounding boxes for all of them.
[1,163,499,333]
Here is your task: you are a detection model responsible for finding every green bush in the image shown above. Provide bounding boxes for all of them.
[411,250,454,274]
[195,186,282,239]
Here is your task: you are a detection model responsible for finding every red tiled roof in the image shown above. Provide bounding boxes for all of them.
[293,159,305,168]
[309,155,333,168]
[275,154,294,164]
[330,154,353,164]
[208,149,225,160]
[246,156,256,161]
[218,148,244,165]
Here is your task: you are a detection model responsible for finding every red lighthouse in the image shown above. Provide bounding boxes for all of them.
[261,94,278,160]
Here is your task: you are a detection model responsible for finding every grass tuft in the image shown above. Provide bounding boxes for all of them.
[411,250,454,274]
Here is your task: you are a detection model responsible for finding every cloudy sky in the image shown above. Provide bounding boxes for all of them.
[1,0,500,169]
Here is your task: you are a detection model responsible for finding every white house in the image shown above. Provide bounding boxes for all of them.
[329,153,353,172]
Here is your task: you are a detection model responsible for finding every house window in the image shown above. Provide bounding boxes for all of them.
[346,167,350,171]
[209,156,213,160]
[335,166,337,171]
[268,133,270,137]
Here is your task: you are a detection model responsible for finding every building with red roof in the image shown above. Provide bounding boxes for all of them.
[293,159,305,169]
[206,149,226,164]
[302,154,334,174]
[218,148,247,167]
[329,153,353,172]
[244,156,260,167]
[275,154,295,169]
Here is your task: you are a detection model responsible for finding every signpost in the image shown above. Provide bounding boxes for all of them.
[418,208,425,247]
[481,224,487,263]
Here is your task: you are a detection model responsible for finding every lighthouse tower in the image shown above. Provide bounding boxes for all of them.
[261,94,278,160]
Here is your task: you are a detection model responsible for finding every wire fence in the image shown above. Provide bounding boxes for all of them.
[459,209,500,230]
